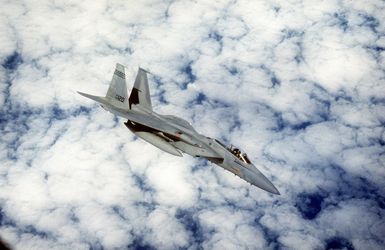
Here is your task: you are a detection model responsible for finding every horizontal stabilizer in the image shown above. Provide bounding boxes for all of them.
[79,91,184,137]
[77,92,110,106]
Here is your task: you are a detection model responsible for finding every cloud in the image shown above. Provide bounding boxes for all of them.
[1,0,384,249]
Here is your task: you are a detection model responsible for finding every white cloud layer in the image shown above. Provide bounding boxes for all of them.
[1,0,384,249]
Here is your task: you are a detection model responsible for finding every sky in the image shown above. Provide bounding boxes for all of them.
[0,0,384,249]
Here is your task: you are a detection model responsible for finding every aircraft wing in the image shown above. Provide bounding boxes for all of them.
[78,91,177,134]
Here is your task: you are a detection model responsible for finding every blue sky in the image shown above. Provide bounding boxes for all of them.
[0,0,384,249]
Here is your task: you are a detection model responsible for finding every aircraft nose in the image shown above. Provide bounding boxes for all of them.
[245,165,280,195]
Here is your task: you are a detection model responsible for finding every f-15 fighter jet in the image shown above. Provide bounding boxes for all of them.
[78,64,280,195]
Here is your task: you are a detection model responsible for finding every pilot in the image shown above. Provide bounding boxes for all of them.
[233,148,241,157]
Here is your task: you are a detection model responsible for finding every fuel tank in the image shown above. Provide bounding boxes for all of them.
[134,132,183,157]
[124,121,182,157]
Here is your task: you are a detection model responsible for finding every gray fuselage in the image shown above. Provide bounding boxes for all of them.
[78,64,279,195]
[104,103,280,195]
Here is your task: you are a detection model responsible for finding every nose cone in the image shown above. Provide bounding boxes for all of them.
[244,165,280,195]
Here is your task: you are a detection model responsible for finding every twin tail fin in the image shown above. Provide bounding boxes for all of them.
[78,63,152,111]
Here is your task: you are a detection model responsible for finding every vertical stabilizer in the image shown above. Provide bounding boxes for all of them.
[129,68,152,111]
[106,63,129,108]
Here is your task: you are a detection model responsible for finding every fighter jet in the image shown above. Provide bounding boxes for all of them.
[78,64,280,195]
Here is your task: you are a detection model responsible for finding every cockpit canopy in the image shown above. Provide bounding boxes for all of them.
[228,145,251,164]
[214,139,251,164]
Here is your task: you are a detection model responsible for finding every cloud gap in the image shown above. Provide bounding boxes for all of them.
[2,52,23,71]
[309,164,385,210]
[223,63,239,76]
[128,236,156,250]
[325,236,354,250]
[180,62,196,89]
[175,209,205,246]
[134,201,157,214]
[22,225,51,239]
[88,241,105,250]
[111,206,127,221]
[189,92,207,106]
[0,207,16,228]
[258,222,282,250]
[332,12,349,32]
[295,192,325,220]
[131,174,156,197]
[260,65,281,88]
[358,13,380,33]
